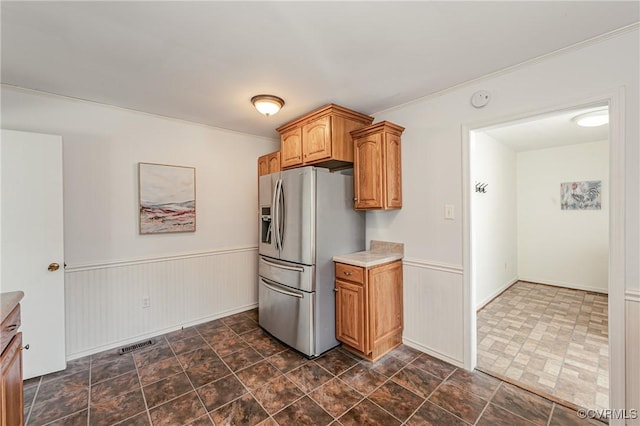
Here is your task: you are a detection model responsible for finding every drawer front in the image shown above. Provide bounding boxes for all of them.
[335,263,364,284]
[258,278,314,356]
[1,304,20,355]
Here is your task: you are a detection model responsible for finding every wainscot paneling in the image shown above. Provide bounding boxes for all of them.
[626,289,640,425]
[402,258,464,365]
[64,247,258,359]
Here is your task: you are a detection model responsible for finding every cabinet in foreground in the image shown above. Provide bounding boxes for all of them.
[1,293,24,426]
[334,260,403,361]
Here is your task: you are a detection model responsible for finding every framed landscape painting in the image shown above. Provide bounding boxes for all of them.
[138,162,196,234]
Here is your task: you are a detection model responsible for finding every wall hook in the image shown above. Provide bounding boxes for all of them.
[475,182,488,193]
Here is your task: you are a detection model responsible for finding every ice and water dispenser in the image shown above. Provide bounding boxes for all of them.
[261,206,272,244]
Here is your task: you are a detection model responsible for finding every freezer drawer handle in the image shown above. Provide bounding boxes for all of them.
[260,258,305,273]
[261,279,304,299]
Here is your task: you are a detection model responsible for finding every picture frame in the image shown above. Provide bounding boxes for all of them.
[138,162,196,234]
[560,180,601,210]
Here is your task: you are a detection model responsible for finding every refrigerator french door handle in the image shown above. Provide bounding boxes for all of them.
[278,179,285,248]
[260,257,305,272]
[272,178,282,250]
[260,278,304,299]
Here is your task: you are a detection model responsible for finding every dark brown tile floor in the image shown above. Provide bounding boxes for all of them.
[23,308,605,425]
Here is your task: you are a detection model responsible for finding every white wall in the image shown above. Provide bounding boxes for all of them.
[1,87,278,265]
[472,132,518,309]
[367,28,638,411]
[1,86,279,357]
[518,141,609,293]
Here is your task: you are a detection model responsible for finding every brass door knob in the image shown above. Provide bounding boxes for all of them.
[48,263,60,272]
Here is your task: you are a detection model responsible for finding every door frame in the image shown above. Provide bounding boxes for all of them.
[462,88,626,420]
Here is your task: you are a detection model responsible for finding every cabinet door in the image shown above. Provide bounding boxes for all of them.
[257,154,269,177]
[353,133,383,209]
[1,333,23,426]
[335,279,367,353]
[384,133,402,208]
[267,152,281,174]
[302,116,331,163]
[368,262,403,349]
[280,128,303,168]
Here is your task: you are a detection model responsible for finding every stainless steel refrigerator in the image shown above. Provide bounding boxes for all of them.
[258,166,364,357]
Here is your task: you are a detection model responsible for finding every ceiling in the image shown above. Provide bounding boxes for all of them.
[482,105,610,152]
[1,2,638,139]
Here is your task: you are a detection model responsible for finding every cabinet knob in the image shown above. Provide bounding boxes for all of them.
[333,288,338,292]
[343,271,352,276]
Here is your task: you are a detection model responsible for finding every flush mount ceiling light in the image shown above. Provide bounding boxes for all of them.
[572,109,609,127]
[251,95,285,117]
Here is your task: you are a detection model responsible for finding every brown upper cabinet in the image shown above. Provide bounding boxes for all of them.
[351,121,404,210]
[276,104,374,170]
[258,151,281,177]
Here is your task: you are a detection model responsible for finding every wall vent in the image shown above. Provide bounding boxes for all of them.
[118,339,154,355]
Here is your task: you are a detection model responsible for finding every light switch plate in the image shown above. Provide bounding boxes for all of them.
[445,204,454,220]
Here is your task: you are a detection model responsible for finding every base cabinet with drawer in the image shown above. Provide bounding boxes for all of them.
[334,260,403,361]
[1,293,24,426]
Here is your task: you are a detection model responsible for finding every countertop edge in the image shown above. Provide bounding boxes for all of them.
[1,291,24,324]
[332,253,403,268]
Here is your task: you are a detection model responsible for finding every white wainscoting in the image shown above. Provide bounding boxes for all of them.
[402,258,465,366]
[64,247,258,359]
[626,289,640,424]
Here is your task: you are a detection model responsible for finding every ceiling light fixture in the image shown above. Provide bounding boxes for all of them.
[251,95,285,117]
[572,109,609,127]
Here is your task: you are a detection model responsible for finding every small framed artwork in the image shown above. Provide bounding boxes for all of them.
[560,180,601,210]
[138,162,196,234]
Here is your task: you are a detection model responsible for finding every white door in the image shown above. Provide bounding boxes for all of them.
[1,129,66,379]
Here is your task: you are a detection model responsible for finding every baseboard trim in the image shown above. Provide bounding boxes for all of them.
[476,277,519,312]
[518,276,608,295]
[402,337,464,368]
[66,302,258,360]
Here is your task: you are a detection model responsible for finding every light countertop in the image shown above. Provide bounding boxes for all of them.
[1,291,24,324]
[333,240,404,268]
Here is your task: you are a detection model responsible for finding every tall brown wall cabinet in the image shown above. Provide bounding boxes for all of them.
[351,121,404,210]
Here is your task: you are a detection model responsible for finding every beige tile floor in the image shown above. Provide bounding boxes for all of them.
[477,281,609,411]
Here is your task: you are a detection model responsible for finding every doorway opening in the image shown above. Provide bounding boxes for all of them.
[469,104,610,410]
